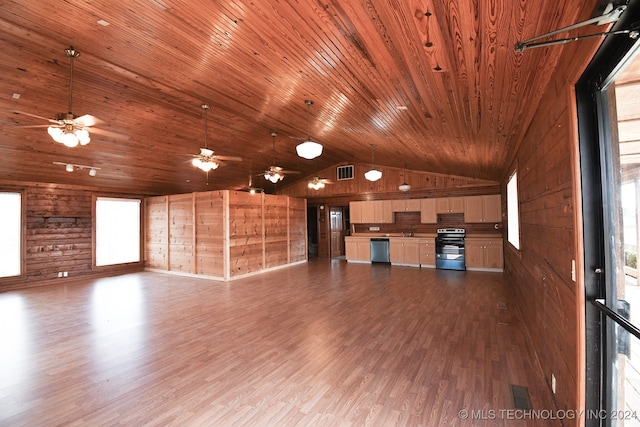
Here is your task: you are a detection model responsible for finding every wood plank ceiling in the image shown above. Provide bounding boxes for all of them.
[0,0,613,195]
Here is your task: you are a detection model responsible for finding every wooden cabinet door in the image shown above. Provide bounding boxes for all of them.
[435,198,450,213]
[483,194,502,223]
[485,240,504,268]
[357,239,371,261]
[449,197,465,213]
[361,201,375,223]
[465,239,485,267]
[420,198,437,223]
[464,196,484,222]
[389,239,404,263]
[349,201,363,223]
[404,239,420,264]
[345,239,358,260]
[391,199,406,212]
[374,200,393,223]
[419,238,435,265]
[405,199,421,212]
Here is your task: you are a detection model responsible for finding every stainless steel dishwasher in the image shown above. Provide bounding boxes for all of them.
[370,238,390,264]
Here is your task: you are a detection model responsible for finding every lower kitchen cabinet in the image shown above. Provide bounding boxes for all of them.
[390,238,420,266]
[345,237,371,262]
[465,237,503,270]
[419,238,436,267]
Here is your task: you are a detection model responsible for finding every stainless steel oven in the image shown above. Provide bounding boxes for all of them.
[435,228,466,270]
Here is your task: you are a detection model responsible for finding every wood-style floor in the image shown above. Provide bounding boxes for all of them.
[0,260,559,426]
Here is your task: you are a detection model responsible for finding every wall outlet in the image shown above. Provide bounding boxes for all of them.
[551,374,556,394]
[57,272,63,278]
[63,272,68,277]
[571,260,576,282]
[369,226,380,231]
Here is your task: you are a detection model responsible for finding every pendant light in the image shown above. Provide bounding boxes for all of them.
[399,164,411,191]
[364,144,382,182]
[295,100,323,160]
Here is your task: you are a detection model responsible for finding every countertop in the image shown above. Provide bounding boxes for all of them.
[348,232,502,239]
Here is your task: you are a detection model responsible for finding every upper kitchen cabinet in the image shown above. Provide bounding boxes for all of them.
[392,199,421,212]
[420,198,437,223]
[349,200,392,224]
[373,200,393,223]
[464,195,502,223]
[436,197,465,214]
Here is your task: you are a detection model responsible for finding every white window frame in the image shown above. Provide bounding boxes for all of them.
[0,191,23,278]
[95,197,141,267]
[507,170,520,250]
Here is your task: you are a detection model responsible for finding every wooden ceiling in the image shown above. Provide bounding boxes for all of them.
[0,0,610,195]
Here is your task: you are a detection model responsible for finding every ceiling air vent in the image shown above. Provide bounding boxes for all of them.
[337,165,354,180]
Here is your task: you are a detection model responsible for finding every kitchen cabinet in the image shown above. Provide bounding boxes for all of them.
[345,237,371,262]
[419,238,436,267]
[349,201,391,224]
[420,198,437,223]
[373,200,393,223]
[436,197,465,213]
[465,237,503,269]
[463,195,502,223]
[389,237,420,266]
[420,199,438,224]
[392,199,421,212]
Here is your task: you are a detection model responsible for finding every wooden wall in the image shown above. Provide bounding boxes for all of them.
[0,181,144,291]
[145,190,306,281]
[503,13,601,423]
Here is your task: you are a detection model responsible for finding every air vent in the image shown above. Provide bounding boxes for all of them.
[337,165,354,180]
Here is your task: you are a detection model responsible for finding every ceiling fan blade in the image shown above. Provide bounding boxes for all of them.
[90,127,130,140]
[16,124,54,129]
[280,170,301,174]
[215,155,243,161]
[74,114,103,127]
[12,110,59,124]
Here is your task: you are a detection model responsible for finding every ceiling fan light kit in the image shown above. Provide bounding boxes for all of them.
[296,100,323,160]
[47,47,92,148]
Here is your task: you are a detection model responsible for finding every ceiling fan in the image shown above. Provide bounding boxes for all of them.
[13,46,126,147]
[261,132,300,183]
[307,176,333,190]
[191,104,242,172]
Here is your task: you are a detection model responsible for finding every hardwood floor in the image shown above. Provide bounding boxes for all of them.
[0,260,559,426]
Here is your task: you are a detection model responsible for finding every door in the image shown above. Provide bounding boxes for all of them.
[578,10,640,424]
[330,207,345,258]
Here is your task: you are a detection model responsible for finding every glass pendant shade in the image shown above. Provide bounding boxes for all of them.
[48,126,90,148]
[364,169,383,182]
[296,141,323,159]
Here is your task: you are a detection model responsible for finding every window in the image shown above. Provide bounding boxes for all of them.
[577,3,640,423]
[95,197,141,266]
[0,192,21,277]
[507,171,520,249]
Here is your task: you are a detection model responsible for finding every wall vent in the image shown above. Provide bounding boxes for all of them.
[337,165,354,180]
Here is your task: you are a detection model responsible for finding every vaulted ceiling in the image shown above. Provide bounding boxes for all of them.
[0,0,611,195]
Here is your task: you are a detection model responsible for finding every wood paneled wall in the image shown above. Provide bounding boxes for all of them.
[503,12,602,423]
[0,182,144,291]
[145,190,306,281]
[279,163,499,200]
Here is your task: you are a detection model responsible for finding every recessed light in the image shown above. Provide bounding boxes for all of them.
[12,93,20,99]
[97,19,110,26]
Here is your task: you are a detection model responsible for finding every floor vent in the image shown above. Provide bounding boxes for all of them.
[510,384,532,410]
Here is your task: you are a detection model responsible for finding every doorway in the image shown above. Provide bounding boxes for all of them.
[329,206,347,258]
